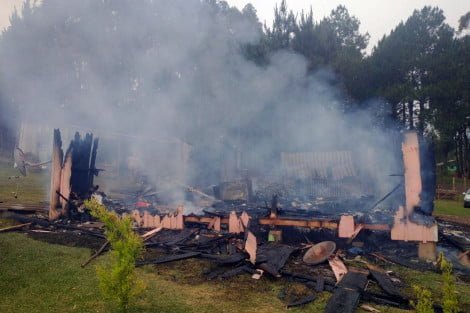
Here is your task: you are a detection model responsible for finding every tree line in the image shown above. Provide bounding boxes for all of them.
[0,0,469,177]
[242,1,469,177]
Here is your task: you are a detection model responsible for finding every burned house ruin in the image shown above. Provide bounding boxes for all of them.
[44,128,438,260]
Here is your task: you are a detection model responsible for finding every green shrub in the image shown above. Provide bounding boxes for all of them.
[85,199,144,313]
[438,252,459,313]
[411,285,434,313]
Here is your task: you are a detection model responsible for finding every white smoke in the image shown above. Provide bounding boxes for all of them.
[0,0,403,205]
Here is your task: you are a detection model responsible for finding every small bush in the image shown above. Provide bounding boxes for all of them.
[85,199,144,313]
[438,252,459,313]
[412,285,434,313]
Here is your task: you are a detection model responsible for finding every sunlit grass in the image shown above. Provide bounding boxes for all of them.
[434,200,470,217]
[0,159,48,206]
[0,232,435,313]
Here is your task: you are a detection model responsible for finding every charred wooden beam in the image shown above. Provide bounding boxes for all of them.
[279,270,336,287]
[185,213,390,234]
[59,149,72,216]
[259,217,338,229]
[286,294,316,308]
[49,129,63,220]
[367,264,404,299]
[136,252,201,266]
[324,288,360,313]
[315,277,325,292]
[198,252,246,265]
[220,265,255,279]
[256,244,295,275]
[0,222,31,233]
[324,269,369,313]
[185,215,229,225]
[81,240,109,268]
[88,137,99,186]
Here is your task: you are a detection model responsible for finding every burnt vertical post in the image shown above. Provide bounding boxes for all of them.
[60,148,73,217]
[49,129,63,220]
[88,137,99,187]
[391,131,438,260]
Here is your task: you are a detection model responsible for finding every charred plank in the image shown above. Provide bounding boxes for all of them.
[136,252,201,266]
[286,294,316,308]
[337,269,369,291]
[324,288,360,313]
[220,265,255,279]
[367,265,404,298]
[315,277,325,292]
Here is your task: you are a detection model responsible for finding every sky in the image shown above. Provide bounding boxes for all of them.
[226,0,470,51]
[0,0,469,51]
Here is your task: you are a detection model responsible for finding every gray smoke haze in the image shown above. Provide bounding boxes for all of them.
[0,0,403,204]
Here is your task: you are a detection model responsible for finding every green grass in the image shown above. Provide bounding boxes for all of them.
[0,232,324,313]
[391,265,470,310]
[0,159,48,206]
[0,161,468,312]
[2,232,469,313]
[434,200,470,217]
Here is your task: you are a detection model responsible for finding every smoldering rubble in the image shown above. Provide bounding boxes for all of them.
[1,1,468,312]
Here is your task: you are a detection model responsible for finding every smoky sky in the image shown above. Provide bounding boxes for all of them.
[0,0,402,195]
[2,0,469,52]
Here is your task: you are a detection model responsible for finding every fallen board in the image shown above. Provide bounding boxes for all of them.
[337,269,369,290]
[220,265,255,279]
[287,294,316,308]
[199,252,246,265]
[256,243,296,277]
[324,288,360,313]
[367,265,404,298]
[136,252,201,266]
[315,277,325,292]
[324,269,369,313]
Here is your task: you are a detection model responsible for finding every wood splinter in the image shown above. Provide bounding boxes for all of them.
[0,222,31,233]
[81,240,110,268]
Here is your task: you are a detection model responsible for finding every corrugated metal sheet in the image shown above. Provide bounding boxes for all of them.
[281,151,356,180]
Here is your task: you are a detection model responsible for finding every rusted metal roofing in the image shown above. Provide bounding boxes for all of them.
[281,151,356,180]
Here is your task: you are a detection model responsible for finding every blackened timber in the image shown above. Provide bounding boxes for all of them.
[256,243,295,276]
[88,138,99,187]
[199,253,246,265]
[7,213,105,238]
[324,269,369,313]
[381,254,437,272]
[337,268,369,290]
[205,267,229,280]
[145,229,197,247]
[49,129,63,220]
[315,277,325,292]
[367,265,404,298]
[136,252,201,266]
[220,265,255,279]
[361,291,410,308]
[286,294,316,308]
[81,240,109,268]
[258,262,281,277]
[280,270,336,287]
[70,132,93,195]
[324,288,361,313]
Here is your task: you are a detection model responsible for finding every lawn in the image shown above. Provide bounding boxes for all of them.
[435,199,470,217]
[1,231,470,313]
[0,161,469,312]
[0,159,48,206]
[0,232,326,313]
